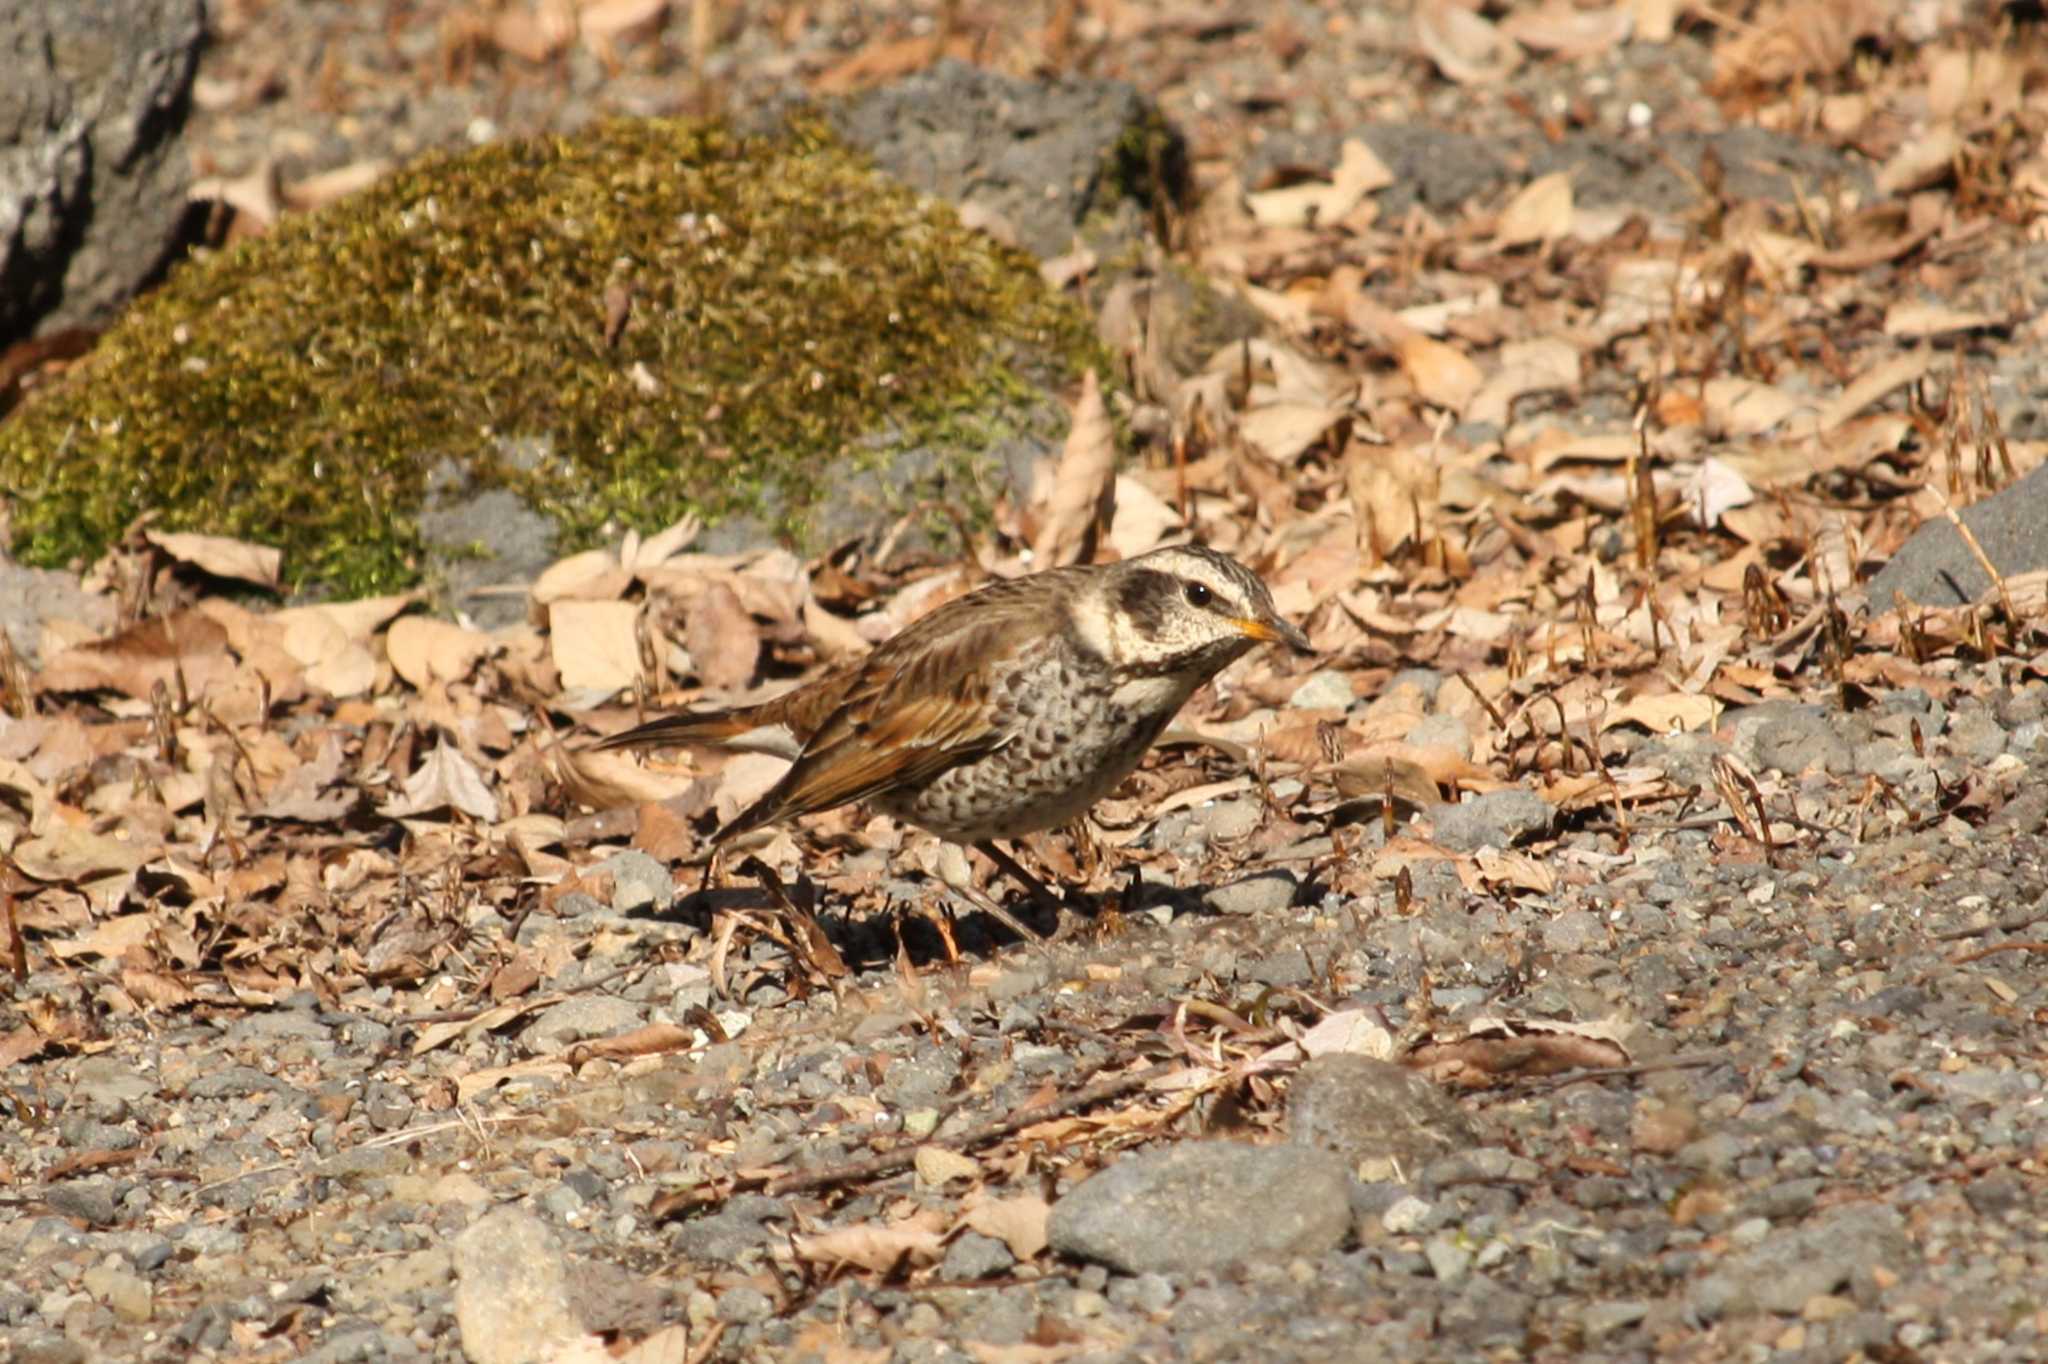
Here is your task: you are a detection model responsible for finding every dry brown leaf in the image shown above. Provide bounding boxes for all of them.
[1415,2,1521,84]
[579,0,667,51]
[144,530,283,588]
[534,549,633,604]
[913,1145,981,1188]
[254,734,358,822]
[1106,474,1184,560]
[1711,0,1887,89]
[550,600,642,693]
[281,158,390,212]
[387,616,495,690]
[1240,401,1349,464]
[1883,302,2005,339]
[1464,848,1556,895]
[684,580,759,693]
[381,740,500,822]
[1245,138,1392,228]
[1499,3,1633,58]
[1031,371,1117,566]
[35,610,234,701]
[793,1209,948,1273]
[1875,125,1962,196]
[46,912,156,959]
[1467,337,1580,426]
[958,1190,1051,1262]
[1396,334,1483,414]
[1494,172,1575,249]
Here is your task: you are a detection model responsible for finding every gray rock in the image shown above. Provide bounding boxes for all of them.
[672,1194,789,1264]
[44,1178,123,1227]
[939,1231,1015,1281]
[1866,459,2048,607]
[522,996,645,1051]
[1288,1055,1481,1181]
[1427,789,1553,851]
[824,60,1180,260]
[1690,1205,1909,1319]
[1048,1142,1351,1274]
[453,1208,583,1364]
[594,850,675,914]
[1204,869,1299,917]
[0,0,204,346]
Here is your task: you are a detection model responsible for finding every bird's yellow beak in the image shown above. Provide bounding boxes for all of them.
[1232,616,1314,654]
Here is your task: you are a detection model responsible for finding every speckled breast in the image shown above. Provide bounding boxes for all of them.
[875,650,1191,843]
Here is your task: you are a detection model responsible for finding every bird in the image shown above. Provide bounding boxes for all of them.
[591,543,1313,942]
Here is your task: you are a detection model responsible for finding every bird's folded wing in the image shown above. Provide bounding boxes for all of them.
[722,602,1032,832]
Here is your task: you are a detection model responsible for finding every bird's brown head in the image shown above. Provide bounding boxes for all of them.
[1075,543,1312,678]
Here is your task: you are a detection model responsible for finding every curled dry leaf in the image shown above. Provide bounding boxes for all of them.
[1498,3,1633,58]
[1414,1,1521,85]
[144,530,282,589]
[1245,137,1391,228]
[1031,370,1117,566]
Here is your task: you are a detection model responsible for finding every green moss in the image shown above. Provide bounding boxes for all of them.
[0,116,1099,594]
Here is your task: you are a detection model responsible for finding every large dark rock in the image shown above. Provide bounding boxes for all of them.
[825,59,1183,260]
[0,0,204,347]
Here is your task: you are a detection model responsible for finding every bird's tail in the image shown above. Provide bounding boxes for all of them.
[590,705,797,759]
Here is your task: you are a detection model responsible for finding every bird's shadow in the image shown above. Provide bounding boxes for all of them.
[615,857,1326,979]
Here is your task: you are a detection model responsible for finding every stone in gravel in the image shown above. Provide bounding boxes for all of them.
[68,1056,155,1119]
[1191,796,1261,842]
[672,1194,790,1265]
[1426,789,1552,851]
[43,1180,123,1228]
[1289,1055,1482,1181]
[1579,1298,1650,1342]
[596,850,673,914]
[81,1262,151,1323]
[183,1065,289,1099]
[453,1208,584,1364]
[1203,869,1299,917]
[1423,1232,1473,1284]
[1047,1141,1351,1275]
[1725,701,1852,776]
[523,995,645,1050]
[940,1232,1016,1282]
[11,1334,86,1364]
[1690,1204,1908,1320]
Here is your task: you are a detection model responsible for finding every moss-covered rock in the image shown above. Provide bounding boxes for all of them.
[0,115,1098,596]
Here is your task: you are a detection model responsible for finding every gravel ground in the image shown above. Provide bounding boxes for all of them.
[8,663,2048,1362]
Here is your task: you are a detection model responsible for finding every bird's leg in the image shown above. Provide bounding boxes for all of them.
[975,840,1060,908]
[975,840,1097,942]
[931,842,1047,948]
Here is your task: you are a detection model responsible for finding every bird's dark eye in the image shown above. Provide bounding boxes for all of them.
[1184,581,1213,608]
